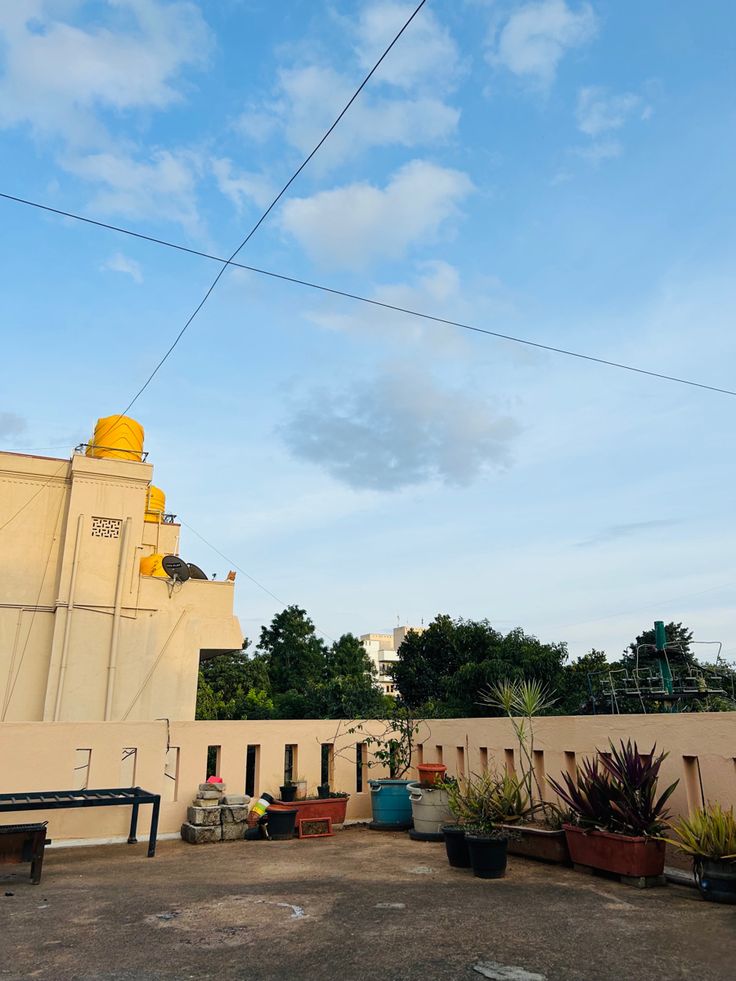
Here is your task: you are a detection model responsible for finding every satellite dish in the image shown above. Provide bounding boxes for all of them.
[161,554,190,583]
[187,562,208,581]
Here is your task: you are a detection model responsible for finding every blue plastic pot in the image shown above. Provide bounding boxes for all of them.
[368,779,413,830]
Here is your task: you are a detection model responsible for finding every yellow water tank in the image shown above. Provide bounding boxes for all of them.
[86,415,144,462]
[144,485,166,523]
[140,553,168,578]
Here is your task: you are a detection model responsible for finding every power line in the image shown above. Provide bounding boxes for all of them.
[3,190,736,399]
[180,519,336,644]
[116,0,428,417]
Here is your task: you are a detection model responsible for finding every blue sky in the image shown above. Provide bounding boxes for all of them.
[2,1,736,660]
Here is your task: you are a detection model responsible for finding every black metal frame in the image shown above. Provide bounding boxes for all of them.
[0,787,161,857]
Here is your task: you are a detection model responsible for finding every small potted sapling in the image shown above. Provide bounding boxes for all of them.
[667,803,736,904]
[548,739,678,879]
[279,779,297,803]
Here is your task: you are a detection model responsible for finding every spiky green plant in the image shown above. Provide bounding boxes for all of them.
[667,803,736,860]
[440,770,528,834]
[478,678,558,823]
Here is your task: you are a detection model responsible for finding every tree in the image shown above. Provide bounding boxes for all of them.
[322,633,385,718]
[258,606,327,718]
[195,643,275,720]
[557,649,612,715]
[391,615,568,717]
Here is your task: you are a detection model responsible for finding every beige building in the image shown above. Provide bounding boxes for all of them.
[0,417,242,723]
[361,625,425,696]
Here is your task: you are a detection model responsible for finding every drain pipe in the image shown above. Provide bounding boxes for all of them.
[105,517,131,720]
[53,514,84,721]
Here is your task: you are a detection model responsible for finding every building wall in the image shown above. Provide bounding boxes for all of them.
[0,713,733,844]
[0,449,242,723]
[361,625,424,697]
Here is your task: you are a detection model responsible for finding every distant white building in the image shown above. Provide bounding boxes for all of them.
[360,626,425,697]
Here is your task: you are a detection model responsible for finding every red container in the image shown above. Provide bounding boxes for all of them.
[416,763,447,786]
[563,824,665,877]
[268,796,349,827]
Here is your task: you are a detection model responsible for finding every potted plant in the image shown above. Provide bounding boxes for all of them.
[407,778,454,841]
[667,803,736,904]
[317,783,330,799]
[279,780,297,803]
[269,789,351,827]
[342,705,428,831]
[548,739,678,879]
[439,771,513,877]
[477,678,570,864]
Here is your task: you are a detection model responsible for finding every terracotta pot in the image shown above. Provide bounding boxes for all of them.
[416,763,447,786]
[268,796,349,828]
[503,825,570,864]
[563,824,665,877]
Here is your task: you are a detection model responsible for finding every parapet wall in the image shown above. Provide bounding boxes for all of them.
[3,713,734,843]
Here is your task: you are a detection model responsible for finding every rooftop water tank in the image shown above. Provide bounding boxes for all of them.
[144,485,166,523]
[86,415,144,462]
[140,553,167,578]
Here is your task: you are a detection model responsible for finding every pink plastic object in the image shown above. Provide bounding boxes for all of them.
[207,775,223,784]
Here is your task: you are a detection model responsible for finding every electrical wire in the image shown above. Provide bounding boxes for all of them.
[180,518,335,643]
[116,0,428,417]
[3,190,735,399]
[0,461,68,533]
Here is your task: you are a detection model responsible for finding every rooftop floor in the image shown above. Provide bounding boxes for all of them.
[1,827,731,981]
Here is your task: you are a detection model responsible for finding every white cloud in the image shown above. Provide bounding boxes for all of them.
[236,64,459,170]
[352,2,461,90]
[489,0,598,87]
[101,252,143,283]
[280,370,520,490]
[573,139,622,163]
[576,87,644,136]
[62,148,203,232]
[211,158,275,211]
[0,1,212,144]
[280,160,473,268]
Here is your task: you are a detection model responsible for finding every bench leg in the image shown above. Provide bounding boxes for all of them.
[31,845,45,885]
[128,801,139,844]
[147,796,160,858]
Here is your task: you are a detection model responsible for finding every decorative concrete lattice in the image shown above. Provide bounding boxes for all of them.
[91,517,122,539]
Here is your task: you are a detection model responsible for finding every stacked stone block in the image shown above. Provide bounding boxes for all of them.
[180,784,252,844]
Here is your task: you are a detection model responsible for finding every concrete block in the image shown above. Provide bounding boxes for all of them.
[180,823,221,845]
[199,783,226,795]
[197,789,222,800]
[187,805,221,826]
[221,821,246,842]
[222,795,250,806]
[221,806,249,823]
[192,797,220,808]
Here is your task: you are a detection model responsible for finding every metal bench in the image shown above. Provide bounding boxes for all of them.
[0,787,161,860]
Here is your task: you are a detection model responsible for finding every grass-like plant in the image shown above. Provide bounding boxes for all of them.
[547,739,678,837]
[478,678,560,826]
[440,770,525,835]
[667,803,736,861]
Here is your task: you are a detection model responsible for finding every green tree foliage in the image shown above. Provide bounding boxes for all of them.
[322,633,385,718]
[391,615,568,717]
[195,646,274,720]
[556,649,613,715]
[258,605,326,695]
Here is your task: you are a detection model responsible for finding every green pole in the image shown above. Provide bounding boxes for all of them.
[654,620,674,695]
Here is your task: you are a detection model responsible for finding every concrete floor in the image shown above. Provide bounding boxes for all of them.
[0,827,732,981]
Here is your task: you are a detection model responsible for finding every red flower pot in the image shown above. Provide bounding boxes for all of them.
[416,763,447,786]
[268,796,349,828]
[563,824,665,877]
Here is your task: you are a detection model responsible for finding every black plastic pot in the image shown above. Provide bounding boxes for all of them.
[465,833,508,879]
[442,824,471,869]
[317,784,330,799]
[266,808,298,840]
[697,859,736,904]
[279,785,297,803]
